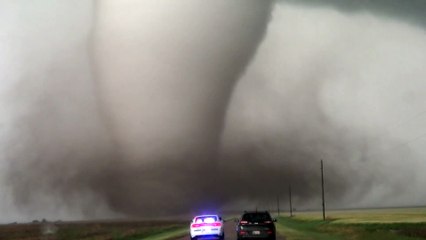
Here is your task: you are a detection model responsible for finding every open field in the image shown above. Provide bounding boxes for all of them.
[0,220,187,240]
[276,207,426,240]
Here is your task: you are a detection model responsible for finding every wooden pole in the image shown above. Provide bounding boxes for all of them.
[321,160,326,221]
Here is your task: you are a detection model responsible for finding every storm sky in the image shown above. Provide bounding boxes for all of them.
[1,0,426,222]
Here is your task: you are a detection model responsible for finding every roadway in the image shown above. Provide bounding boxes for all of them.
[174,220,285,240]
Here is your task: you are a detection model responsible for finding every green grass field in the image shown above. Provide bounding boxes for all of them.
[275,208,426,240]
[0,220,187,240]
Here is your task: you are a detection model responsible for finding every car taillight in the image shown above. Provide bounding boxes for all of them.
[239,230,247,235]
[240,220,248,224]
[191,224,201,228]
[267,230,273,234]
[264,221,272,223]
[212,222,222,227]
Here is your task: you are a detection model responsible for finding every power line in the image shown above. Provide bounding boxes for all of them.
[289,185,293,217]
[277,195,280,216]
[321,160,326,221]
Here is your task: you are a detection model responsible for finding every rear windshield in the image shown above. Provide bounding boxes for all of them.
[241,212,272,222]
[194,216,218,223]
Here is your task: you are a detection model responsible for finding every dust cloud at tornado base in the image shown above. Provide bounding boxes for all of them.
[1,0,426,221]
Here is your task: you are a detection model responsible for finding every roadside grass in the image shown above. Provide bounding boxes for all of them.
[293,208,426,223]
[114,225,187,240]
[276,208,426,240]
[276,218,344,240]
[143,227,188,240]
[0,221,187,240]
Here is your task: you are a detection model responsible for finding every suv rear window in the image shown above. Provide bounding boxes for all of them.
[241,212,272,222]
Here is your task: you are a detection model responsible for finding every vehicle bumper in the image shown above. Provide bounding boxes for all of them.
[191,228,223,238]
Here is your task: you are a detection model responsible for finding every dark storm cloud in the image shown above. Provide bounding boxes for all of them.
[1,0,273,220]
[0,0,117,220]
[88,0,274,217]
[1,0,426,221]
[282,0,426,28]
[219,1,426,210]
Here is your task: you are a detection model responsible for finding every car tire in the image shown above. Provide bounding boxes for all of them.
[220,233,225,240]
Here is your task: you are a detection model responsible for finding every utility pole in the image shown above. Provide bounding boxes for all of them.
[277,195,280,216]
[321,159,326,221]
[289,185,293,217]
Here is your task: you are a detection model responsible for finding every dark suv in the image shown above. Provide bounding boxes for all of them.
[236,211,277,240]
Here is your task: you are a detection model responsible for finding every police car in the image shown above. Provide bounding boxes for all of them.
[190,214,224,240]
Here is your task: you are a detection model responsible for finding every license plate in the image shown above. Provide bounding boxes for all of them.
[252,231,260,235]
